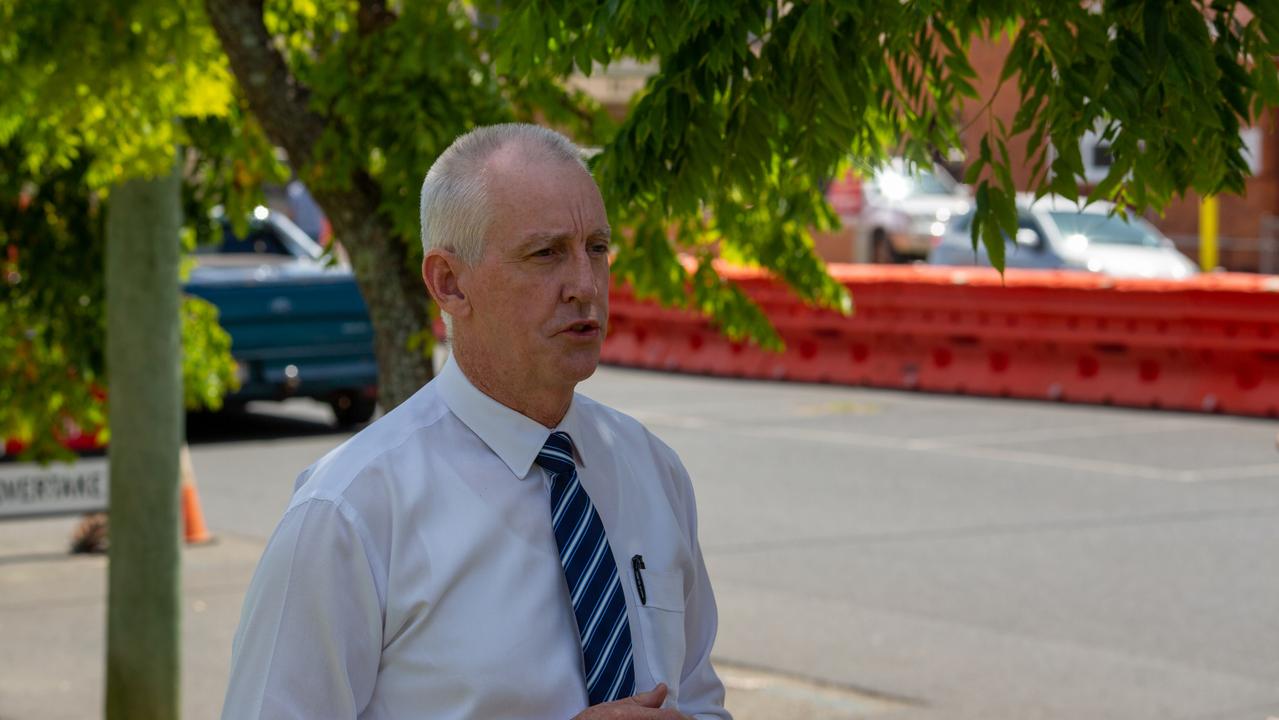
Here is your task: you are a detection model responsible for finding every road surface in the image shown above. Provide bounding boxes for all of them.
[2,364,1276,719]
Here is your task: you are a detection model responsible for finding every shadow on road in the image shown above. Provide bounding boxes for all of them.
[186,404,355,446]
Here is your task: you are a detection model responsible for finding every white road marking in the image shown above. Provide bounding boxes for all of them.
[639,414,1277,484]
[1183,463,1279,483]
[907,419,1203,450]
[931,443,1176,481]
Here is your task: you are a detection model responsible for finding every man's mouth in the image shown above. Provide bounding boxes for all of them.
[561,320,601,337]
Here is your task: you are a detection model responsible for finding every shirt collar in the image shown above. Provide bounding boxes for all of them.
[436,355,583,479]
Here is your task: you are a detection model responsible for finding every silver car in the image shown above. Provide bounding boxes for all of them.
[858,159,972,263]
[929,195,1199,279]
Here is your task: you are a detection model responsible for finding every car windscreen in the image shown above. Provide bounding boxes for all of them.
[872,168,953,199]
[194,222,292,256]
[942,212,1039,247]
[1047,212,1162,248]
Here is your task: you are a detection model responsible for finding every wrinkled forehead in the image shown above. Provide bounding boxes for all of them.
[481,147,608,245]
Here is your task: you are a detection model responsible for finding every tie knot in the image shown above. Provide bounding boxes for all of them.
[535,431,577,477]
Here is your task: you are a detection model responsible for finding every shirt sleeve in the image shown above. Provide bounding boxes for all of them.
[221,497,384,720]
[665,453,733,720]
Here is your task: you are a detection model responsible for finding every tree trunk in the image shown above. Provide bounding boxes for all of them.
[310,183,435,411]
[205,0,434,411]
[104,157,183,720]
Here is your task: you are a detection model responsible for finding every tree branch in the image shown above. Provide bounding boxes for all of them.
[203,0,326,170]
[357,0,396,36]
[204,0,391,234]
[203,0,435,411]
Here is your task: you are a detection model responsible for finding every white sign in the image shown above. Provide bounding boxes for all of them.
[1078,125,1265,182]
[0,456,109,519]
[1241,126,1263,175]
[1079,128,1113,184]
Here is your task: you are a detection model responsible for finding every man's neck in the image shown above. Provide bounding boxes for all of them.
[451,343,572,428]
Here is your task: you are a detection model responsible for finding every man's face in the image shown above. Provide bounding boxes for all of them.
[460,152,611,396]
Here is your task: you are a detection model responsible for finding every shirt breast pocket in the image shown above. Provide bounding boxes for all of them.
[636,567,687,699]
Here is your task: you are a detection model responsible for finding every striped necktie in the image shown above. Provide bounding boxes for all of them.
[536,431,636,706]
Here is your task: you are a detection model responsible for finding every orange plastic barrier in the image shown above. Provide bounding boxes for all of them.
[602,264,1279,418]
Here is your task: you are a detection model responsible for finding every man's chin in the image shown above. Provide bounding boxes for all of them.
[561,351,602,384]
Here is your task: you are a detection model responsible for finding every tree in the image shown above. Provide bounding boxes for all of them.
[0,2,240,718]
[204,0,1279,410]
[0,144,240,462]
[4,1,1278,716]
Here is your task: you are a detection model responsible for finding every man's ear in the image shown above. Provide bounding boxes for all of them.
[422,249,471,320]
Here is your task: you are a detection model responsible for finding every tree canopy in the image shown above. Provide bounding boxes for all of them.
[0,145,240,460]
[6,0,1279,456]
[0,0,253,460]
[504,0,1279,289]
[206,0,1279,390]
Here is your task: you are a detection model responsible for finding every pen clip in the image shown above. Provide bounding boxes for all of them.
[631,554,646,605]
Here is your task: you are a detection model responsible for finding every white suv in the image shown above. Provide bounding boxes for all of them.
[855,159,972,263]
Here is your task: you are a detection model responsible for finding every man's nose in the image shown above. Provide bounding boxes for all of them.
[562,248,599,303]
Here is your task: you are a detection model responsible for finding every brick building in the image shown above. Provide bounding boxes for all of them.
[573,41,1279,272]
[960,38,1279,272]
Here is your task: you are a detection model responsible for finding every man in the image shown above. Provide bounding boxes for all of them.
[222,124,731,720]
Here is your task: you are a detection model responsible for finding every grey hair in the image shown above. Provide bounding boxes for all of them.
[419,123,589,265]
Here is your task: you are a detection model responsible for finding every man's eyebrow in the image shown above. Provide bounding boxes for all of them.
[514,227,612,251]
[513,231,570,253]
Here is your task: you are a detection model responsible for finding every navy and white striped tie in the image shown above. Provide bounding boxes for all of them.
[536,431,635,705]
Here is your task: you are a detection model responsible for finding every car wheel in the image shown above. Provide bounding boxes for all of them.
[331,392,376,428]
[872,231,899,264]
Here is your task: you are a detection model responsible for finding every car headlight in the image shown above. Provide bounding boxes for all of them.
[909,215,937,235]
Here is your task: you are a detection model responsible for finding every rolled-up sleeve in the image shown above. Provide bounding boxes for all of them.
[222,497,384,720]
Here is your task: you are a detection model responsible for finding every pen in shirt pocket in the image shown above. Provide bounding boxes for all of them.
[631,554,646,605]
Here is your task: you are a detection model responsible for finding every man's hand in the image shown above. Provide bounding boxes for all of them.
[571,684,693,719]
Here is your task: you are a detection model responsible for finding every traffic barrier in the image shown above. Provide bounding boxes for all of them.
[602,263,1279,418]
[181,482,213,545]
[180,445,214,545]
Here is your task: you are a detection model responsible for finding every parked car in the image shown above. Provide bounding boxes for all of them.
[856,158,972,263]
[185,207,379,427]
[930,194,1200,280]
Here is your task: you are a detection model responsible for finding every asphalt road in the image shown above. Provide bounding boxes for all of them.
[579,366,1279,720]
[3,363,1278,719]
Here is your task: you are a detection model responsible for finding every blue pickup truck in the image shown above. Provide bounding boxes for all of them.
[184,208,379,427]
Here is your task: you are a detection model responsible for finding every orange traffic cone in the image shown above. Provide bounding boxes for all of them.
[180,445,214,545]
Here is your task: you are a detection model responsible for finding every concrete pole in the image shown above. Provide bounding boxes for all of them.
[104,155,183,720]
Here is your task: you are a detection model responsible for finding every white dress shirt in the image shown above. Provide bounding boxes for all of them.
[221,356,731,719]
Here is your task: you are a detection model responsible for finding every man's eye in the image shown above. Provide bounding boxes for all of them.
[531,248,554,258]
[590,243,611,254]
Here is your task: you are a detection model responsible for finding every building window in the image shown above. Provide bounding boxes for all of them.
[1080,129,1113,184]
